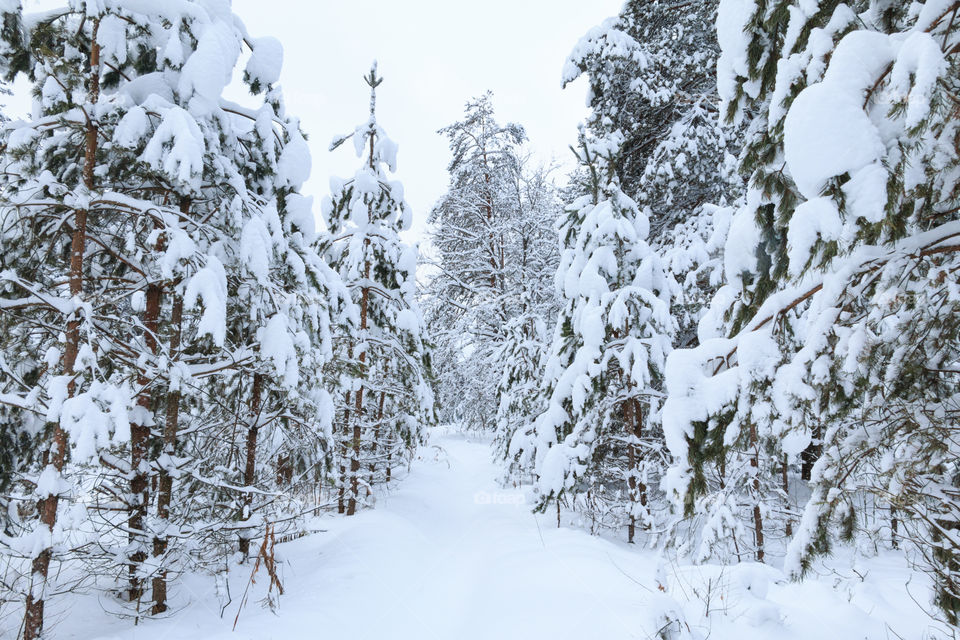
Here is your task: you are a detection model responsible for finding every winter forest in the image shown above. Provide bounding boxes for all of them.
[0,0,957,638]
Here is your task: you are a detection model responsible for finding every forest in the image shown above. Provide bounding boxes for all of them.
[0,1,958,639]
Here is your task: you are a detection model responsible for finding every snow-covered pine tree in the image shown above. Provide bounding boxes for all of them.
[512,131,675,542]
[0,2,344,627]
[424,94,526,430]
[322,63,434,516]
[0,4,141,632]
[424,94,560,435]
[663,0,960,613]
[492,292,550,474]
[563,0,740,238]
[222,69,344,565]
[0,3,30,524]
[492,166,563,471]
[563,0,742,357]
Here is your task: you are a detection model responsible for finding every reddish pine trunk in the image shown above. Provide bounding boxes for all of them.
[151,198,189,612]
[23,426,68,640]
[239,374,264,557]
[338,390,351,514]
[129,283,160,602]
[23,26,100,640]
[346,274,369,516]
[151,292,183,614]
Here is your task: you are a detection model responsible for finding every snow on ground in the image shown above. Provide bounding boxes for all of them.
[52,429,939,640]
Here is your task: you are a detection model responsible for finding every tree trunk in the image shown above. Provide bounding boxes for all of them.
[238,373,263,557]
[347,351,366,515]
[276,455,292,486]
[749,421,765,562]
[368,391,386,486]
[23,25,100,640]
[891,506,899,550]
[801,421,823,481]
[151,292,183,614]
[23,422,68,640]
[347,236,371,516]
[338,390,351,514]
[782,454,793,538]
[129,283,160,602]
[624,398,647,544]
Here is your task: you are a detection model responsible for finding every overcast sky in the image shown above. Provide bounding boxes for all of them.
[229,0,623,243]
[11,0,624,243]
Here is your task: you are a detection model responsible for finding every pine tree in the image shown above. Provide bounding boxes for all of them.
[492,167,563,471]
[564,0,740,239]
[493,295,550,472]
[0,5,123,632]
[424,94,559,434]
[0,1,345,627]
[513,131,675,542]
[322,63,434,516]
[662,0,960,610]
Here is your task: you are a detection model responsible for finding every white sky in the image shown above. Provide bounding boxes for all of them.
[10,0,624,243]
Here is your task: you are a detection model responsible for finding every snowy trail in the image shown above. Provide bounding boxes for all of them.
[65,429,933,640]
[231,430,657,640]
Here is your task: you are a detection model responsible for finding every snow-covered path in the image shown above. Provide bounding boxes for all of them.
[226,430,657,639]
[65,429,934,640]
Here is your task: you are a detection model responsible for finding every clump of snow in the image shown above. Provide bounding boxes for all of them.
[184,256,228,347]
[716,0,756,108]
[723,202,761,280]
[142,106,205,188]
[842,163,889,223]
[96,14,127,66]
[783,31,892,199]
[278,127,311,188]
[259,313,298,389]
[786,196,842,276]
[374,135,398,173]
[60,384,131,462]
[178,19,240,109]
[113,105,150,148]
[285,193,316,241]
[245,36,283,87]
[240,214,273,285]
[889,31,945,129]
